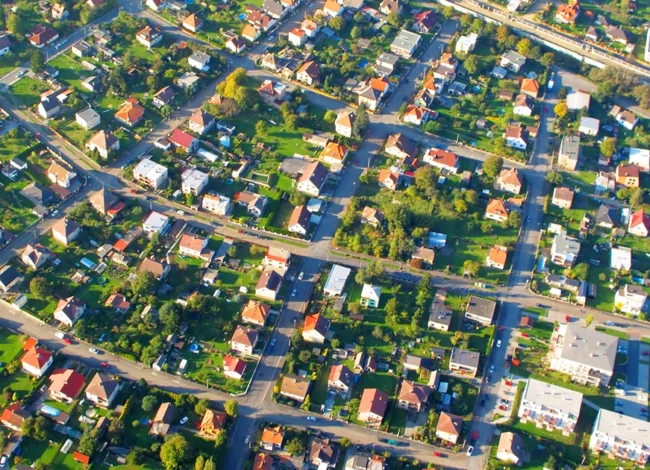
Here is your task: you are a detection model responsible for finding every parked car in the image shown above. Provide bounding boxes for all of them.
[89,348,100,354]
[466,446,474,456]
[179,416,189,425]
[100,362,110,369]
[55,332,65,339]
[496,340,502,348]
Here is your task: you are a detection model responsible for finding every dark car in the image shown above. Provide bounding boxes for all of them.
[480,400,485,408]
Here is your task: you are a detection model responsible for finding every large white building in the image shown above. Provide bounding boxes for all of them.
[323,264,351,297]
[589,409,650,465]
[549,324,617,386]
[202,193,231,216]
[181,168,209,196]
[614,284,647,315]
[133,159,168,189]
[518,378,583,436]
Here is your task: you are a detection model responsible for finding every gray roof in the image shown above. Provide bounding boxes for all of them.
[596,204,620,226]
[559,135,580,162]
[21,182,55,206]
[556,324,617,372]
[503,50,526,66]
[465,296,497,322]
[522,378,583,418]
[450,348,480,369]
[377,52,399,66]
[189,50,210,64]
[391,29,421,52]
[77,107,99,122]
[0,265,21,287]
[553,231,581,257]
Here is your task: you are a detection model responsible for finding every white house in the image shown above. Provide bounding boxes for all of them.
[297,161,328,197]
[47,162,76,188]
[143,211,169,235]
[628,147,650,172]
[323,264,351,297]
[518,378,583,436]
[615,284,647,315]
[610,246,632,271]
[75,108,101,130]
[589,410,650,465]
[21,346,53,377]
[85,372,119,408]
[500,50,526,72]
[188,51,211,71]
[54,296,85,326]
[579,117,600,136]
[360,284,381,308]
[133,159,168,189]
[202,193,231,216]
[181,168,209,196]
[86,130,119,159]
[455,33,477,54]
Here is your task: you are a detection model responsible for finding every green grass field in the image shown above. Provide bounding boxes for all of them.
[11,77,49,107]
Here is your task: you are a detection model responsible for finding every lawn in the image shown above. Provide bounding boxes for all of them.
[10,77,49,107]
[0,185,39,235]
[0,371,34,405]
[0,328,26,363]
[594,326,630,340]
[0,130,39,162]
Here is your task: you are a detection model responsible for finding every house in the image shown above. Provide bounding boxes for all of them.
[182,14,203,32]
[47,162,76,188]
[558,135,580,170]
[258,79,288,104]
[29,25,59,48]
[247,9,276,31]
[596,204,620,229]
[323,0,342,16]
[288,27,307,47]
[435,412,463,444]
[611,246,632,271]
[615,284,647,315]
[177,71,201,90]
[52,218,81,246]
[146,0,167,10]
[397,380,431,413]
[320,142,348,166]
[255,269,282,300]
[455,32,478,54]
[385,133,417,160]
[629,209,650,237]
[151,403,175,436]
[115,98,145,127]
[133,159,168,189]
[356,84,382,111]
[518,378,583,435]
[75,108,100,130]
[85,372,118,408]
[263,247,291,270]
[495,168,523,194]
[242,24,261,42]
[263,0,286,18]
[86,0,107,8]
[178,233,210,259]
[586,25,599,41]
[0,265,22,293]
[253,453,273,470]
[296,61,320,86]
[375,52,399,76]
[0,403,30,432]
[549,324,617,386]
[223,356,246,380]
[81,75,101,93]
[309,438,340,468]
[235,191,268,216]
[288,205,311,235]
[328,364,353,395]
[501,50,526,72]
[188,50,211,71]
[241,300,270,327]
[505,122,529,149]
[142,211,169,235]
[628,147,650,172]
[303,313,330,344]
[152,86,175,108]
[411,9,437,33]
[614,108,638,130]
[280,375,311,402]
[202,193,231,216]
[261,426,285,451]
[181,169,209,196]
[551,229,580,267]
[297,162,328,197]
[428,289,452,331]
[48,369,86,403]
[449,348,480,376]
[555,0,580,23]
[486,245,508,270]
[71,41,91,58]
[21,345,53,377]
[566,90,590,111]
[169,128,199,154]
[390,30,421,58]
[403,105,430,126]
[138,258,170,280]
[606,25,629,45]
[104,293,131,314]
[358,389,388,426]
[552,187,575,209]
[86,130,119,159]
[485,199,509,222]
[230,325,259,355]
[301,18,319,37]
[199,409,227,437]
[378,169,399,190]
[361,207,384,227]
[616,164,640,188]
[136,26,163,48]
[588,409,650,464]
[360,284,381,308]
[335,112,355,138]
[497,432,529,465]
[188,109,215,135]
[579,117,600,136]
[54,296,85,326]
[323,264,351,297]
[465,296,497,325]
[51,3,69,19]
[423,148,458,173]
[520,79,540,98]
[21,243,52,270]
[513,93,534,117]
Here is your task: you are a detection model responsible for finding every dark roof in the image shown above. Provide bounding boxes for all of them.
[595,204,620,226]
[21,182,55,206]
[0,265,21,287]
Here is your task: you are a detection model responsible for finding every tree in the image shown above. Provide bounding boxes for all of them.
[571,263,589,281]
[350,26,362,39]
[324,110,337,123]
[195,455,205,470]
[600,137,617,158]
[142,395,158,412]
[633,84,650,110]
[353,105,369,137]
[387,12,401,27]
[329,16,343,32]
[463,260,480,277]
[194,399,209,417]
[540,52,555,68]
[30,50,45,74]
[630,188,644,208]
[159,302,181,335]
[289,191,306,207]
[507,210,521,228]
[483,155,503,179]
[22,417,49,441]
[160,435,191,470]
[544,456,557,470]
[131,271,157,297]
[553,101,568,119]
[496,25,510,46]
[585,314,594,327]
[464,55,480,75]
[7,13,26,36]
[299,350,311,362]
[127,447,148,465]
[516,38,532,56]
[255,120,267,136]
[425,121,441,134]
[29,277,51,298]
[285,438,305,456]
[78,428,100,456]
[224,399,238,417]
[557,87,568,100]
[545,171,564,185]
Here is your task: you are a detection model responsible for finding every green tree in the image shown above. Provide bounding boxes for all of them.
[630,188,644,207]
[22,416,50,441]
[516,38,532,56]
[324,110,337,123]
[6,13,25,35]
[483,155,503,179]
[78,428,100,456]
[203,459,216,470]
[463,55,480,75]
[126,447,147,465]
[289,191,306,207]
[570,263,589,281]
[329,16,344,32]
[557,87,568,100]
[540,52,555,68]
[600,137,617,158]
[285,438,305,456]
[255,120,268,136]
[142,395,158,412]
[30,50,45,74]
[544,456,557,470]
[463,260,480,277]
[160,435,191,470]
[545,171,563,185]
[29,277,51,298]
[353,105,369,137]
[508,210,521,228]
[387,11,401,27]
[131,271,157,296]
[224,399,238,417]
[195,455,205,470]
[350,26,362,39]
[194,399,209,417]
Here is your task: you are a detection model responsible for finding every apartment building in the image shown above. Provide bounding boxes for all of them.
[518,378,583,436]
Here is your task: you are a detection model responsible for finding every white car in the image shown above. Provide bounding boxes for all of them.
[306,416,316,422]
[489,365,495,373]
[605,321,615,326]
[0,455,7,468]
[177,210,185,216]
[89,348,100,354]
[466,446,474,456]
[291,289,297,297]
[244,436,250,445]
[179,416,189,425]
[298,272,304,280]
[496,340,502,348]
[55,331,65,339]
